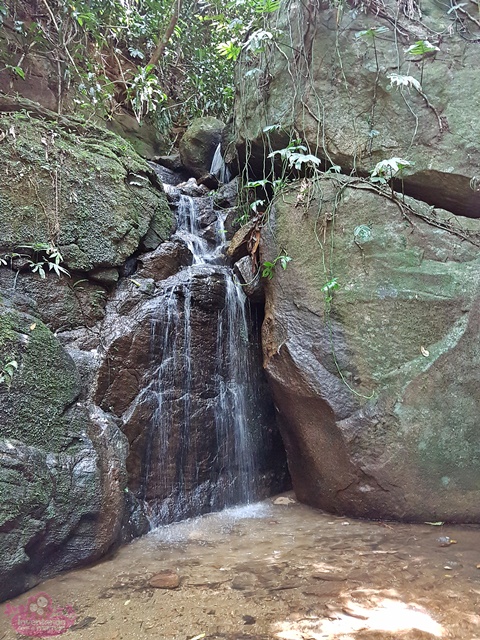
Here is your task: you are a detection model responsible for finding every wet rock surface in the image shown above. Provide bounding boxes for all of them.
[93,260,287,522]
[0,92,285,609]
[3,497,480,640]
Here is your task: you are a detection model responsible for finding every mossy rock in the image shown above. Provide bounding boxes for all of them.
[0,110,173,271]
[233,0,480,217]
[179,116,225,178]
[0,299,80,451]
[261,176,480,522]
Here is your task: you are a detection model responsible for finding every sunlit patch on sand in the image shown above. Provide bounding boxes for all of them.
[273,593,444,639]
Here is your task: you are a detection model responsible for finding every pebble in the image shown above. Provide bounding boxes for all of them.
[437,536,457,547]
[273,496,296,505]
[149,570,180,589]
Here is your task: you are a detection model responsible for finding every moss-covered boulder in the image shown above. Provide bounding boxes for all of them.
[0,102,173,601]
[260,176,480,522]
[0,105,172,272]
[179,117,225,178]
[0,298,129,601]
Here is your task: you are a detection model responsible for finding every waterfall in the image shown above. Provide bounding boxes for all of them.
[142,183,260,526]
[210,143,232,184]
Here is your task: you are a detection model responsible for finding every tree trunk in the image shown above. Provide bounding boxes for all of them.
[148,0,183,67]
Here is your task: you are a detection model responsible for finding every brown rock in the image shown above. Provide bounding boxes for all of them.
[311,572,347,581]
[149,571,180,589]
[136,241,192,281]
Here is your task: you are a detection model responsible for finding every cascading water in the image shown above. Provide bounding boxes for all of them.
[210,143,231,184]
[141,184,262,526]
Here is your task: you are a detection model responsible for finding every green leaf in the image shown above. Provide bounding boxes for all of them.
[5,64,25,79]
[217,40,242,60]
[254,0,280,13]
[355,26,389,40]
[263,124,281,133]
[405,40,439,57]
[246,179,270,188]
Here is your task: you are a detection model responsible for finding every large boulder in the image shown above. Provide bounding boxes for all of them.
[179,117,225,178]
[0,102,173,272]
[233,0,480,218]
[0,300,128,601]
[260,176,480,522]
[0,103,174,601]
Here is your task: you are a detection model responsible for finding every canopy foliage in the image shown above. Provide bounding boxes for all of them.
[0,0,278,134]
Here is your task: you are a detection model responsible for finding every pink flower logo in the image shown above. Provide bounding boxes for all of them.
[5,592,76,637]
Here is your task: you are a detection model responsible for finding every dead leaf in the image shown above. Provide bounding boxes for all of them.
[30,323,36,331]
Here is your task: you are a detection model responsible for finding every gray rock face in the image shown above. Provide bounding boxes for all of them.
[180,117,225,178]
[260,176,480,522]
[233,0,480,218]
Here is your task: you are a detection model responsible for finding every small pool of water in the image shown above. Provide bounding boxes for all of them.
[2,494,480,639]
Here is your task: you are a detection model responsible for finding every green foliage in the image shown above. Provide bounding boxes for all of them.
[370,157,413,184]
[254,0,280,12]
[262,251,292,279]
[268,141,322,171]
[17,243,70,279]
[0,0,280,126]
[321,277,339,304]
[5,63,25,78]
[405,40,440,57]
[0,358,17,387]
[217,40,242,61]
[127,64,167,123]
[355,25,389,41]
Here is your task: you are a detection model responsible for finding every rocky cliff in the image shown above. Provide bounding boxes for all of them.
[0,101,172,601]
[231,0,480,520]
[0,103,287,601]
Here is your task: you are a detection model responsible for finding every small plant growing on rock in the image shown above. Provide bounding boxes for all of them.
[370,157,413,192]
[268,141,321,172]
[18,243,70,279]
[321,277,340,306]
[0,359,18,387]
[405,40,439,85]
[262,250,292,279]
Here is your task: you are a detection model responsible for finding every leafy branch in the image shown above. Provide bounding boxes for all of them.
[262,250,292,279]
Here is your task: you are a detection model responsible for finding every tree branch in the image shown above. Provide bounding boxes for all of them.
[148,0,182,67]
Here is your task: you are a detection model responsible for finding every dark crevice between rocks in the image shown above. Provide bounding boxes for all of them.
[234,137,480,221]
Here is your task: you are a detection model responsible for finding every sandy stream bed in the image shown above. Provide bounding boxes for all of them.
[2,494,480,640]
